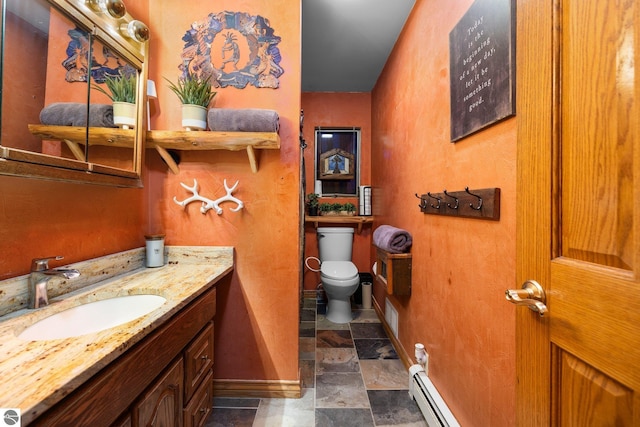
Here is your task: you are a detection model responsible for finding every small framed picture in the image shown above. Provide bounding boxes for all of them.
[319,148,354,180]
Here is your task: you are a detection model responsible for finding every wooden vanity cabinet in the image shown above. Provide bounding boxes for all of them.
[112,415,132,427]
[133,358,184,426]
[129,321,214,427]
[184,371,214,427]
[184,322,214,403]
[182,321,215,427]
[32,285,219,427]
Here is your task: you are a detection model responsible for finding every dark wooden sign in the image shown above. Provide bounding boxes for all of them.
[449,0,515,141]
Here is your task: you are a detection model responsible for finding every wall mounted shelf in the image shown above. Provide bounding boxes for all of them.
[304,215,374,233]
[146,130,281,174]
[29,124,135,146]
[374,246,412,296]
[29,124,136,162]
[28,125,281,175]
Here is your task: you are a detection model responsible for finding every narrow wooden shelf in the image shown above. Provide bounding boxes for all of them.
[146,130,281,174]
[28,125,281,174]
[305,215,374,233]
[146,130,280,150]
[28,124,138,163]
[29,124,136,147]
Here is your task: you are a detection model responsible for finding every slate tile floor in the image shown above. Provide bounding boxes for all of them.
[207,298,427,426]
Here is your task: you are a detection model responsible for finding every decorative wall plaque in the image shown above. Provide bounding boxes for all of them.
[179,11,284,89]
[449,0,515,141]
[63,27,131,83]
[318,148,354,180]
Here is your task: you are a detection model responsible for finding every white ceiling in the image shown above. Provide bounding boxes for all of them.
[302,0,416,93]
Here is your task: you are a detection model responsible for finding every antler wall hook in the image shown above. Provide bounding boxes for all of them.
[173,179,244,215]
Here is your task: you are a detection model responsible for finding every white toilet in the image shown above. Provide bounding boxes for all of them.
[317,227,360,323]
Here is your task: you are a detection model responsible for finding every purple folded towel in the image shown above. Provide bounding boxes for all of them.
[40,102,116,127]
[373,225,412,254]
[207,108,279,132]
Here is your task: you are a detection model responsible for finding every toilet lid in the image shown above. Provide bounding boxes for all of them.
[320,261,358,280]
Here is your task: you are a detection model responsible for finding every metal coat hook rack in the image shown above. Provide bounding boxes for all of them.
[415,187,500,220]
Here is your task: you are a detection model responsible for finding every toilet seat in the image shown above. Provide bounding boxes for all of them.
[320,261,358,281]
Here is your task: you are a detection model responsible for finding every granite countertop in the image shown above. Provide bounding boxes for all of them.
[0,246,234,424]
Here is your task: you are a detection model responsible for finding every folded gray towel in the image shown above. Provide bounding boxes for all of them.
[40,102,116,127]
[373,225,412,254]
[207,108,279,132]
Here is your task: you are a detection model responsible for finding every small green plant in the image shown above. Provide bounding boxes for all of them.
[305,193,320,215]
[164,74,217,107]
[305,193,319,208]
[330,203,343,212]
[343,202,356,213]
[91,71,137,103]
[319,202,333,214]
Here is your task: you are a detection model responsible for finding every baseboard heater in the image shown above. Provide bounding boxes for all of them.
[408,365,460,427]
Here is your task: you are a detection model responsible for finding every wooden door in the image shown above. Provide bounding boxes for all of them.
[516,0,640,425]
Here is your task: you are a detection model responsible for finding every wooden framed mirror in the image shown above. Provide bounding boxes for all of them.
[0,0,148,187]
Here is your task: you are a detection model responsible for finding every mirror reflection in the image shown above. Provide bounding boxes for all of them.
[2,0,90,159]
[1,0,146,184]
[87,37,139,171]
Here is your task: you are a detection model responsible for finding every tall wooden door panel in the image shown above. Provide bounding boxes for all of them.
[517,0,640,425]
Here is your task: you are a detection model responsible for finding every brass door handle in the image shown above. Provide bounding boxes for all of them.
[505,280,548,317]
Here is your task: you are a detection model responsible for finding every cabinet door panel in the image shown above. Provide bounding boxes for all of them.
[184,322,214,402]
[184,371,214,427]
[134,358,184,427]
[111,414,132,427]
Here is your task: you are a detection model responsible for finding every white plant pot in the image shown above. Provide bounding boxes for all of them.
[113,102,136,129]
[182,104,207,131]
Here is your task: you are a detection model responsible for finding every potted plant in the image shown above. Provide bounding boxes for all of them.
[329,203,343,215]
[342,202,356,215]
[305,193,320,216]
[319,202,333,216]
[165,74,217,131]
[92,71,137,128]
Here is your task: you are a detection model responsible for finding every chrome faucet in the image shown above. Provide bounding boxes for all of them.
[29,256,80,309]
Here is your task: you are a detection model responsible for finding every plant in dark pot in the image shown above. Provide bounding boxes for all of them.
[305,193,320,216]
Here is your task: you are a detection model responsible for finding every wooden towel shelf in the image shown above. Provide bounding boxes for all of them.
[28,125,281,174]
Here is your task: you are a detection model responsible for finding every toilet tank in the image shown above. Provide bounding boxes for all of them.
[317,227,354,261]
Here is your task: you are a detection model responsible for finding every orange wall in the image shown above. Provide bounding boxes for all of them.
[0,0,299,385]
[371,1,516,426]
[0,175,145,280]
[146,0,301,382]
[301,92,372,290]
[4,12,47,152]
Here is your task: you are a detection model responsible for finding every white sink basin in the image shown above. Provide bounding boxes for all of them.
[18,295,166,341]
